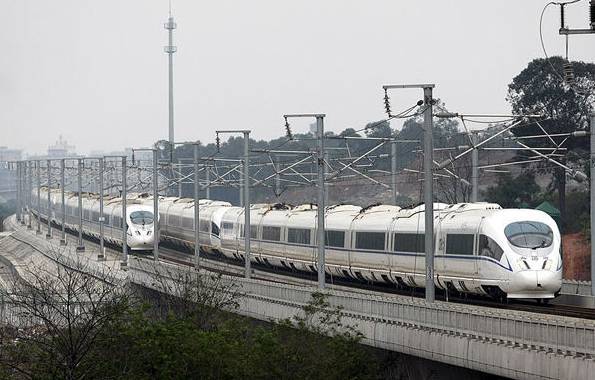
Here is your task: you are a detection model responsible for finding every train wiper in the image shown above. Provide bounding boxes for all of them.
[531,240,546,250]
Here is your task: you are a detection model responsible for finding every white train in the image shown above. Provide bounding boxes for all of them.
[33,187,155,251]
[157,199,562,300]
[31,188,563,300]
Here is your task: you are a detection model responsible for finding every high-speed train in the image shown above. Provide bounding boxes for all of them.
[30,187,562,300]
[156,198,562,300]
[33,187,155,251]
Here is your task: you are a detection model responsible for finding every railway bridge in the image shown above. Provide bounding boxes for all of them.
[1,215,594,380]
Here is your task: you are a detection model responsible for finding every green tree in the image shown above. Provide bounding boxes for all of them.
[506,57,595,225]
[482,172,540,208]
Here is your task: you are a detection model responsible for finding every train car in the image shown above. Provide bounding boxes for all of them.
[219,206,245,260]
[219,203,283,263]
[324,204,363,279]
[198,201,232,253]
[33,188,156,251]
[197,201,561,300]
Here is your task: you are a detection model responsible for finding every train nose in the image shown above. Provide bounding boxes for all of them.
[130,230,154,248]
[508,270,561,298]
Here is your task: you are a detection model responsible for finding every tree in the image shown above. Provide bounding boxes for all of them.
[506,57,595,226]
[434,157,472,204]
[270,292,376,379]
[142,262,241,329]
[482,172,541,208]
[0,250,132,379]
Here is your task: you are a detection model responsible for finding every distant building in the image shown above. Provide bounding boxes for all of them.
[48,135,76,158]
[0,146,22,162]
[89,147,153,163]
[26,136,79,160]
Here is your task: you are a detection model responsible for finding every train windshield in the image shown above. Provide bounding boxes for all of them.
[130,211,154,225]
[504,221,553,249]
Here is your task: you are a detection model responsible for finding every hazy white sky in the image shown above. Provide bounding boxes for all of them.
[1,0,593,155]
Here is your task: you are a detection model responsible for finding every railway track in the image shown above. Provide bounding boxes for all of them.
[154,242,595,320]
[21,216,595,320]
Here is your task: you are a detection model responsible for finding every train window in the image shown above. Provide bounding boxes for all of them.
[393,233,425,253]
[199,220,210,232]
[181,217,193,229]
[131,211,154,225]
[479,235,504,261]
[211,222,220,236]
[169,215,181,226]
[355,232,385,251]
[262,226,281,241]
[446,234,474,255]
[250,225,258,239]
[504,221,553,249]
[113,216,122,228]
[288,228,311,245]
[222,222,234,235]
[325,230,345,248]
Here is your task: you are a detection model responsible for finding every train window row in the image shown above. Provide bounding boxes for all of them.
[60,204,125,227]
[239,226,342,248]
[168,217,504,260]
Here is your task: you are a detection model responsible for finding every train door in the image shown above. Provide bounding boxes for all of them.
[347,219,356,276]
[435,216,447,284]
[387,218,399,281]
[474,218,484,277]
[234,213,242,257]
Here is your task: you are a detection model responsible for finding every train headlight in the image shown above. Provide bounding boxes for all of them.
[135,230,141,236]
[517,258,531,270]
[147,230,152,236]
[542,259,552,271]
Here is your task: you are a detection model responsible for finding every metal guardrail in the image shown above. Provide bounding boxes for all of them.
[562,280,592,296]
